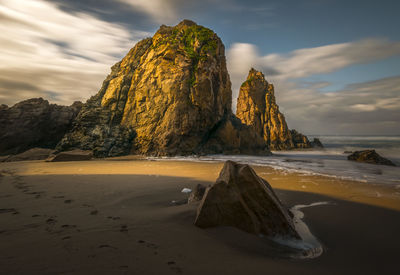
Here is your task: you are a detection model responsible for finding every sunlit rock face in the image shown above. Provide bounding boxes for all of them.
[58,20,268,157]
[236,69,311,150]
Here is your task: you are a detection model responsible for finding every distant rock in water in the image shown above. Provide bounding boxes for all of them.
[236,69,313,150]
[57,20,268,157]
[0,98,82,156]
[310,138,324,148]
[47,149,93,162]
[289,129,311,149]
[347,150,396,166]
[3,148,55,162]
[194,160,300,239]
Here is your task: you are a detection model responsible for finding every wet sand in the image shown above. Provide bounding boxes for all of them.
[1,159,400,274]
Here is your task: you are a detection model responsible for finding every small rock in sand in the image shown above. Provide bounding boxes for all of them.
[47,149,93,162]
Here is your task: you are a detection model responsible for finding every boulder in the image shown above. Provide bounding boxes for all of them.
[188,184,207,203]
[347,150,396,166]
[194,161,300,239]
[4,148,54,162]
[289,129,311,149]
[47,150,93,162]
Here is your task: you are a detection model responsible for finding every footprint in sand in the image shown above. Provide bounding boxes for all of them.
[138,240,158,249]
[61,224,77,229]
[64,199,73,204]
[98,244,117,249]
[107,216,121,220]
[0,208,17,214]
[167,261,182,274]
[46,217,57,224]
[90,210,98,215]
[120,224,128,232]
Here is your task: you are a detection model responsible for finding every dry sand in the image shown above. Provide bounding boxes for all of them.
[1,159,400,274]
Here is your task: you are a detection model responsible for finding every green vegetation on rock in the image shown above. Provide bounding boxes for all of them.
[152,23,218,88]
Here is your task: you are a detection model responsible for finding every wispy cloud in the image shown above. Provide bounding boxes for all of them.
[117,0,274,25]
[0,0,150,106]
[227,39,400,134]
[116,0,181,24]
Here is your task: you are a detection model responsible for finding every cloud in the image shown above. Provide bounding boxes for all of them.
[116,0,182,24]
[227,40,400,135]
[0,0,150,106]
[117,0,274,24]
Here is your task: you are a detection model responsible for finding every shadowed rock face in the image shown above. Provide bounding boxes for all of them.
[2,148,54,162]
[57,20,268,157]
[348,150,396,166]
[0,98,82,155]
[236,69,312,150]
[195,160,300,239]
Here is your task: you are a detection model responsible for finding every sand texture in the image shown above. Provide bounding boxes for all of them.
[1,159,400,274]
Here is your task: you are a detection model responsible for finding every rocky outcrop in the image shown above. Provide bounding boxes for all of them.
[0,98,82,155]
[347,150,396,166]
[57,20,268,157]
[290,130,311,149]
[2,148,54,162]
[47,149,93,162]
[236,69,313,150]
[195,161,300,239]
[310,137,324,148]
[201,115,269,155]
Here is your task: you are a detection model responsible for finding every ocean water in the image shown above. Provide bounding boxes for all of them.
[152,135,400,186]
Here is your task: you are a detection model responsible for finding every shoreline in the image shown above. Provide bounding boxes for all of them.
[3,157,399,211]
[1,158,400,274]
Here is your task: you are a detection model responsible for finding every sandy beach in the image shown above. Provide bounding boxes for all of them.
[1,159,400,274]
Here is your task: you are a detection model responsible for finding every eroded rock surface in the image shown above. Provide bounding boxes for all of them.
[236,69,314,150]
[0,98,82,155]
[195,161,300,239]
[58,20,267,157]
[347,150,396,166]
[188,184,207,203]
[3,148,55,162]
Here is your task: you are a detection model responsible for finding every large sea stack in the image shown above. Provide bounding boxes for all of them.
[0,98,82,155]
[57,20,268,157]
[236,69,312,150]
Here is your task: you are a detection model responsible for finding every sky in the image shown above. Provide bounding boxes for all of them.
[0,0,399,135]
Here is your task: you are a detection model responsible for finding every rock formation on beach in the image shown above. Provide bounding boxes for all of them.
[236,69,313,150]
[310,137,324,148]
[347,150,396,166]
[0,98,82,155]
[1,148,55,162]
[0,20,317,158]
[57,20,268,157]
[47,149,93,162]
[195,161,300,239]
